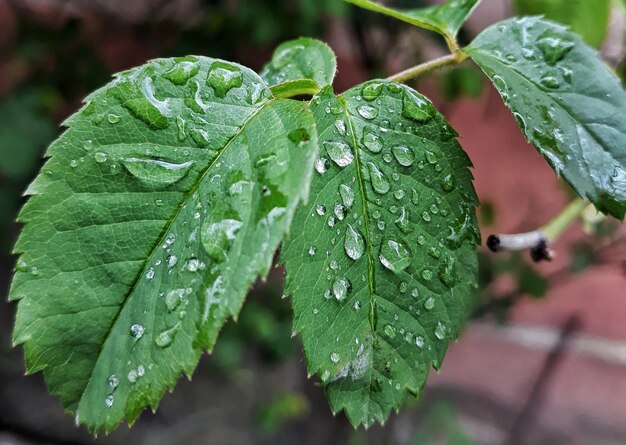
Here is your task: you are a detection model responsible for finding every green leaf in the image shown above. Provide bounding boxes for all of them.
[281,82,479,426]
[467,17,626,219]
[10,56,318,432]
[512,0,611,47]
[344,0,481,49]
[260,37,337,91]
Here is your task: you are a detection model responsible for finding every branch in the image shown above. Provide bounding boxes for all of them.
[387,51,467,83]
[487,198,590,262]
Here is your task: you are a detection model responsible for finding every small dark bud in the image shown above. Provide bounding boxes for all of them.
[530,240,553,262]
[486,234,501,252]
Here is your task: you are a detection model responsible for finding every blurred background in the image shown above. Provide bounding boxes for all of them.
[1,0,626,444]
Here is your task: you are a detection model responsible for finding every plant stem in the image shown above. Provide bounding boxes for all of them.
[387,51,467,83]
[540,197,590,242]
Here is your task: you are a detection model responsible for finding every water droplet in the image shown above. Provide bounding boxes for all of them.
[316,205,326,216]
[339,184,355,208]
[122,157,194,187]
[324,141,354,167]
[315,157,329,174]
[201,218,243,262]
[361,82,383,101]
[334,119,347,135]
[165,60,199,85]
[105,395,114,408]
[108,375,119,389]
[367,162,390,195]
[402,89,434,122]
[421,211,432,222]
[362,127,383,153]
[186,257,203,272]
[421,269,433,281]
[107,113,121,124]
[308,246,317,256]
[167,254,178,268]
[165,288,188,311]
[415,335,425,348]
[357,105,379,120]
[442,174,454,192]
[330,352,340,363]
[384,324,397,338]
[334,204,346,220]
[332,277,351,302]
[155,323,180,348]
[130,324,145,339]
[392,145,415,167]
[344,224,365,260]
[288,128,310,144]
[434,321,446,340]
[94,152,108,164]
[127,369,138,383]
[438,256,458,288]
[537,33,574,65]
[394,189,405,200]
[394,207,411,233]
[354,300,362,311]
[146,267,155,280]
[539,74,560,89]
[207,61,243,97]
[425,151,437,164]
[379,239,411,272]
[424,297,435,311]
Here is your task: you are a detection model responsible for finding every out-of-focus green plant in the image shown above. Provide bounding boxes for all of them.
[513,0,612,47]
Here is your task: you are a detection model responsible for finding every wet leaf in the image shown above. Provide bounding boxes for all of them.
[281,82,480,427]
[10,56,318,432]
[468,17,626,219]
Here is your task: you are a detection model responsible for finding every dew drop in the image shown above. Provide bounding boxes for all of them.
[424,297,435,311]
[362,127,383,153]
[165,60,199,85]
[394,207,411,233]
[207,61,243,98]
[357,105,379,120]
[421,269,433,281]
[105,395,114,408]
[94,152,108,164]
[344,224,365,260]
[379,239,411,272]
[339,184,355,208]
[146,267,155,280]
[332,277,352,302]
[334,119,346,136]
[130,324,145,339]
[108,374,119,389]
[402,89,435,122]
[384,324,397,338]
[330,352,341,363]
[367,162,390,195]
[155,323,180,348]
[361,82,383,101]
[201,218,243,262]
[435,321,446,340]
[324,141,354,167]
[122,158,194,187]
[392,145,415,167]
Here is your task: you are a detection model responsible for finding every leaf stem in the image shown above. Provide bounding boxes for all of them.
[387,51,467,83]
[539,197,590,242]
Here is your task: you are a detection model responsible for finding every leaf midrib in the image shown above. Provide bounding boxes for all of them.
[76,97,275,409]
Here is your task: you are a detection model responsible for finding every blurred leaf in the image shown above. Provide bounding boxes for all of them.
[412,401,475,445]
[0,89,57,182]
[517,264,549,298]
[513,0,611,47]
[257,392,310,434]
[440,66,484,101]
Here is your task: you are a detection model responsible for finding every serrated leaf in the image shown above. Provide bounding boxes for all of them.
[260,37,337,91]
[10,56,318,432]
[281,82,479,427]
[467,17,626,219]
[344,0,481,48]
[513,0,611,47]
